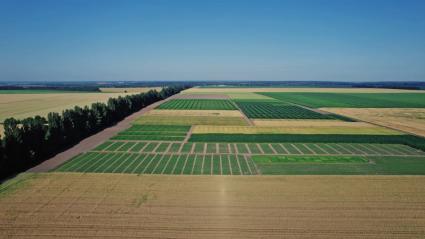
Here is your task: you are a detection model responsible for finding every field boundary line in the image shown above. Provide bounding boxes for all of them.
[170,154,181,174]
[243,154,253,175]
[302,144,317,154]
[183,126,193,143]
[181,154,190,175]
[152,153,167,174]
[231,100,254,126]
[161,154,174,174]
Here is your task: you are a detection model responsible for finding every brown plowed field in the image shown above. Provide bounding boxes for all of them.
[1,173,424,238]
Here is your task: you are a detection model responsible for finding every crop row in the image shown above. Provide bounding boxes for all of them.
[55,152,257,175]
[235,101,335,119]
[189,134,425,152]
[157,99,237,110]
[94,141,423,156]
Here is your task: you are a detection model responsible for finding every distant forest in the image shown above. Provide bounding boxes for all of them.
[0,81,424,91]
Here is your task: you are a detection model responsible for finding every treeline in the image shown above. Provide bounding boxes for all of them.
[0,86,188,180]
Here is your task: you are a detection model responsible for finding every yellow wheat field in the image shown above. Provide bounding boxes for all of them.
[0,92,136,121]
[322,108,425,137]
[192,124,403,135]
[0,173,424,238]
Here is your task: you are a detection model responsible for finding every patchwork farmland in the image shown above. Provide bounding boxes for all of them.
[3,86,425,238]
[55,88,425,176]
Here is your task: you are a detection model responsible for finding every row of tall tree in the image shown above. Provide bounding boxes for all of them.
[0,86,188,180]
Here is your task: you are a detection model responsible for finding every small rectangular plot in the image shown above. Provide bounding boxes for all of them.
[220,155,231,175]
[180,143,193,153]
[303,144,326,154]
[206,143,217,153]
[282,144,301,154]
[212,154,221,175]
[173,154,188,174]
[107,142,125,151]
[245,156,258,175]
[152,154,172,174]
[192,154,204,175]
[74,153,113,172]
[143,154,163,174]
[183,154,196,174]
[162,154,180,174]
[114,154,139,173]
[247,144,262,154]
[271,144,288,154]
[55,152,96,171]
[128,154,150,173]
[142,142,159,153]
[117,142,136,152]
[203,155,212,175]
[236,144,249,154]
[94,153,126,173]
[293,144,313,154]
[331,144,353,154]
[194,143,206,153]
[317,144,340,154]
[259,144,275,154]
[169,143,182,153]
[229,155,241,175]
[155,143,170,153]
[218,143,229,154]
[129,142,147,152]
[238,155,251,175]
[94,141,114,151]
[103,154,133,173]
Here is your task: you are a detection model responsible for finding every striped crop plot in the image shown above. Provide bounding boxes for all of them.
[157,99,237,110]
[235,101,350,120]
[55,153,257,175]
[111,125,190,141]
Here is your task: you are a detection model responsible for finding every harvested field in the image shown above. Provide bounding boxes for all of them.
[183,87,425,93]
[322,108,425,137]
[1,173,425,238]
[145,109,244,117]
[157,99,237,110]
[192,125,402,135]
[99,87,161,93]
[0,92,135,121]
[134,115,249,126]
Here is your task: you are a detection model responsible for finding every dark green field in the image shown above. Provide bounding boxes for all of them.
[255,156,425,175]
[260,92,425,108]
[235,101,335,119]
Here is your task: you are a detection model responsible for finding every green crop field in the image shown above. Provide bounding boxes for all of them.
[260,92,425,108]
[55,152,257,175]
[235,101,336,119]
[111,124,190,141]
[255,156,425,175]
[252,155,367,163]
[157,99,237,110]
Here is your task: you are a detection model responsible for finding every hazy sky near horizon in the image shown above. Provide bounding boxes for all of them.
[1,0,424,82]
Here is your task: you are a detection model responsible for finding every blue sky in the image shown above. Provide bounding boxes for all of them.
[1,0,424,82]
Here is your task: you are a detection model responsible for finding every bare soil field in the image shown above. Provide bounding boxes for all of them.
[0,173,424,238]
[0,92,135,121]
[322,108,425,137]
[183,87,425,94]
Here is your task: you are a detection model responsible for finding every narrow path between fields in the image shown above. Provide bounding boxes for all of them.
[27,94,179,172]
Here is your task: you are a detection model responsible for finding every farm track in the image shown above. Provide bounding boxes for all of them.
[27,95,180,173]
[1,173,425,238]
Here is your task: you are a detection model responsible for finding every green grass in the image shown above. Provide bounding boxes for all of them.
[256,156,425,175]
[252,155,367,163]
[157,99,237,110]
[260,92,425,108]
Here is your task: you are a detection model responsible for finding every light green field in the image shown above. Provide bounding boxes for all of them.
[134,115,249,126]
